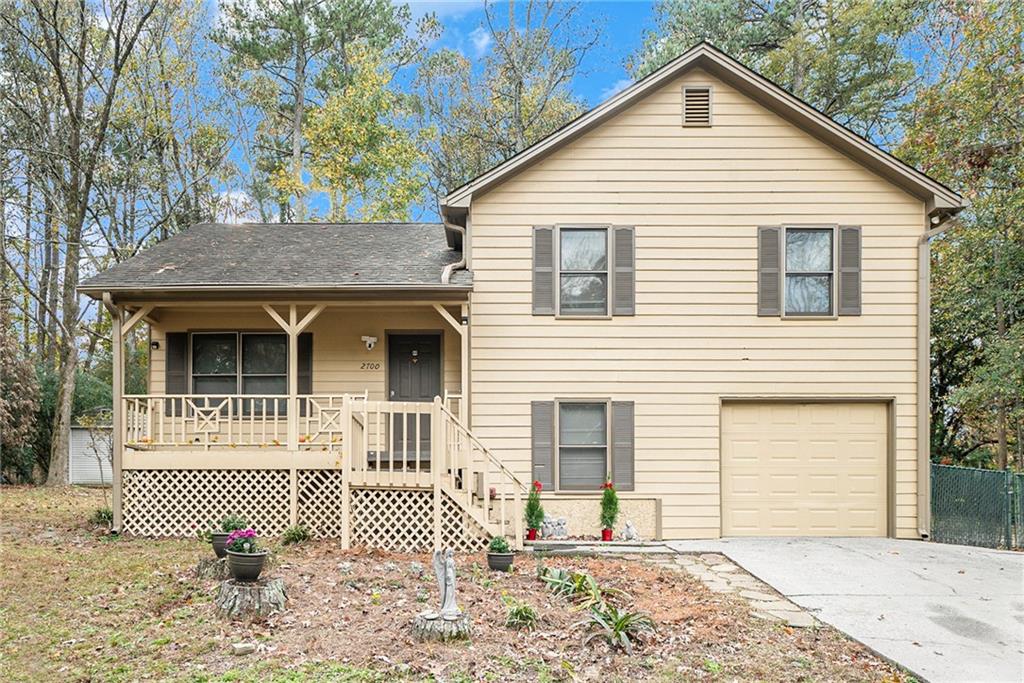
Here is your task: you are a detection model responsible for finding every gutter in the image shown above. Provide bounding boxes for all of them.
[441,219,467,284]
[917,212,959,539]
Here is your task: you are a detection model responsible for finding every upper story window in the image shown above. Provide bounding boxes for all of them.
[784,227,834,316]
[559,227,609,316]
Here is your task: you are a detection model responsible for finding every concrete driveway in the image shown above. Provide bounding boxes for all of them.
[666,537,1024,683]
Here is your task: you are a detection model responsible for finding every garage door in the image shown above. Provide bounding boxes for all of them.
[721,402,888,536]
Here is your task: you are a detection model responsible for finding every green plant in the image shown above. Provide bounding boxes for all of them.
[281,524,311,545]
[525,480,544,529]
[88,507,113,527]
[578,603,654,655]
[574,573,628,612]
[502,594,538,630]
[488,536,510,553]
[219,515,248,533]
[599,480,619,529]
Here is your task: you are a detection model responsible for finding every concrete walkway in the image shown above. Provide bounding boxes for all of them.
[666,537,1024,683]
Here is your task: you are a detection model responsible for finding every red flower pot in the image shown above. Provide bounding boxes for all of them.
[526,528,538,541]
[602,528,613,542]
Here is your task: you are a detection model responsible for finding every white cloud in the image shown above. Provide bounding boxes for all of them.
[469,26,493,56]
[215,190,265,224]
[600,78,633,102]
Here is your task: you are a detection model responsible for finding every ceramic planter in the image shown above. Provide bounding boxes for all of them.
[486,552,514,572]
[526,528,538,541]
[211,531,230,558]
[601,528,613,542]
[226,550,268,582]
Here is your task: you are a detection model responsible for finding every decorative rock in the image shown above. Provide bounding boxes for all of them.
[215,578,288,621]
[337,561,353,574]
[411,612,472,641]
[231,642,256,655]
[195,557,229,581]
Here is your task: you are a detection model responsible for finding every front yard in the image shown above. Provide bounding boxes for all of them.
[0,486,907,681]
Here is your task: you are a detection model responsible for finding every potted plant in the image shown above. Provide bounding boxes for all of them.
[224,528,268,582]
[210,515,248,558]
[525,480,544,541]
[486,535,514,571]
[600,480,618,541]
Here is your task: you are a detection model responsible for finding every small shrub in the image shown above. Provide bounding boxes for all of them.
[599,480,619,530]
[282,524,311,545]
[502,594,538,631]
[525,480,544,530]
[219,515,248,533]
[488,536,510,553]
[89,507,113,527]
[578,603,654,655]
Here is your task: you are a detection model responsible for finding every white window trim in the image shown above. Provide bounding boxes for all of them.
[554,224,613,319]
[781,224,839,320]
[553,398,611,492]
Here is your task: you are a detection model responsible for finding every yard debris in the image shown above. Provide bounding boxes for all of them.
[231,642,256,655]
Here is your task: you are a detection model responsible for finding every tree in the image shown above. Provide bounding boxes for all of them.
[1,0,161,485]
[306,43,427,221]
[630,0,928,141]
[0,306,40,483]
[415,0,599,203]
[899,0,1024,469]
[215,0,437,221]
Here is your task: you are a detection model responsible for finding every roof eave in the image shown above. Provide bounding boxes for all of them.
[79,283,473,301]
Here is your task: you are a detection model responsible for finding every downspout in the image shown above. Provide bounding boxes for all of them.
[917,212,957,539]
[441,220,467,284]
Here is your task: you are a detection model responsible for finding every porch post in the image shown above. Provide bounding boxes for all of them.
[432,396,443,550]
[460,302,469,427]
[287,305,299,451]
[340,394,352,550]
[104,294,124,533]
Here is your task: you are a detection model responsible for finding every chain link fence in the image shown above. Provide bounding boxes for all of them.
[931,463,1022,549]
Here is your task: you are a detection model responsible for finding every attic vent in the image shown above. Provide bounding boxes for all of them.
[682,86,712,127]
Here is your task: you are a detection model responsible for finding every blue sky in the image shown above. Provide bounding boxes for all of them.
[409,1,656,107]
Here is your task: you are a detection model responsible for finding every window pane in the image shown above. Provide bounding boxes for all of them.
[242,375,286,395]
[786,229,832,272]
[560,274,608,315]
[242,334,287,374]
[559,447,607,489]
[192,334,236,375]
[193,375,237,395]
[560,403,607,445]
[560,229,607,270]
[786,274,832,315]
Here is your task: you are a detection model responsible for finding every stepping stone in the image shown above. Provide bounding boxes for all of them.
[770,610,816,628]
[710,563,739,573]
[704,581,735,593]
[740,590,778,602]
[750,610,783,622]
[699,554,726,564]
[749,599,797,612]
[675,556,698,566]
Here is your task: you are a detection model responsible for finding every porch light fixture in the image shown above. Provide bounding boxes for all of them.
[150,340,160,350]
[361,336,377,351]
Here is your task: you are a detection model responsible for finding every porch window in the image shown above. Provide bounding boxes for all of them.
[191,333,237,395]
[558,402,608,489]
[190,332,287,396]
[558,227,608,316]
[784,227,834,316]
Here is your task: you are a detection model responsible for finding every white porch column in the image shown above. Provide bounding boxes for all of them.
[103,294,124,533]
[287,305,299,451]
[461,302,470,428]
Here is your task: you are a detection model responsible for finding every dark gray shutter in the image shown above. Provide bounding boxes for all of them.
[164,332,187,417]
[531,401,555,489]
[613,226,635,316]
[838,226,862,316]
[757,226,782,316]
[298,332,312,416]
[532,226,555,315]
[611,401,635,491]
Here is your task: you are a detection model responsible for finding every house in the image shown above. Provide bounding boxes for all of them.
[80,43,963,549]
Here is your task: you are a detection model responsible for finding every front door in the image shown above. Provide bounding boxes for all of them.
[388,334,441,461]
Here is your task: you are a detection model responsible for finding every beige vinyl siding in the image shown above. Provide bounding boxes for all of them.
[468,68,923,539]
[148,306,461,400]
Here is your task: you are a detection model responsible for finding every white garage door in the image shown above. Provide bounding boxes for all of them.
[721,402,888,536]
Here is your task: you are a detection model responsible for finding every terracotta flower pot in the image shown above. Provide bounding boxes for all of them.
[601,528,613,542]
[526,528,538,541]
[487,552,514,572]
[211,532,230,558]
[226,550,268,582]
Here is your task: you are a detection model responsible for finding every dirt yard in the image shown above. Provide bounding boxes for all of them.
[0,486,908,682]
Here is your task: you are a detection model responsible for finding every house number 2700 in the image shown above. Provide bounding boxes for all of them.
[360,362,381,370]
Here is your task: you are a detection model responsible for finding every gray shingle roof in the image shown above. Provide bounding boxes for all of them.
[80,222,471,292]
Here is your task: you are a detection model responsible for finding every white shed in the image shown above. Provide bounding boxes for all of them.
[69,425,112,486]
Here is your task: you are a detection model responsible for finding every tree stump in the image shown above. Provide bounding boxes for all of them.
[215,578,287,621]
[411,612,472,641]
[195,557,229,581]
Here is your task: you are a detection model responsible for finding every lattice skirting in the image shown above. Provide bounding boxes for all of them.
[122,469,491,552]
[122,469,291,537]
